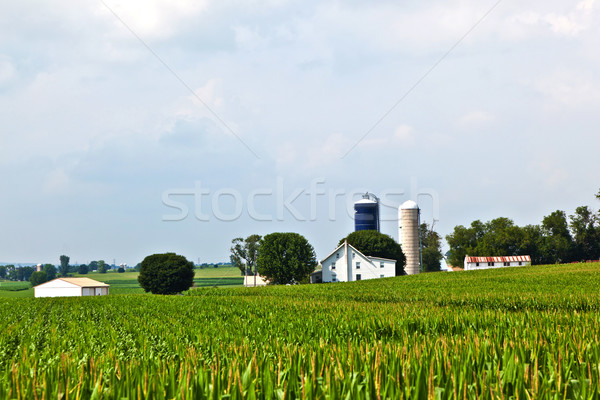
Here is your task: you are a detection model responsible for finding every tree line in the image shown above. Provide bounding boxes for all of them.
[446,190,600,268]
[230,230,415,283]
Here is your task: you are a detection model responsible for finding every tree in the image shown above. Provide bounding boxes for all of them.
[569,206,600,261]
[541,210,574,263]
[59,255,70,277]
[29,271,47,286]
[138,253,195,294]
[97,260,107,274]
[420,223,443,272]
[88,261,98,271]
[21,266,34,282]
[257,233,317,284]
[78,264,89,275]
[230,235,262,275]
[43,264,57,280]
[0,265,6,279]
[339,230,406,276]
[117,267,125,273]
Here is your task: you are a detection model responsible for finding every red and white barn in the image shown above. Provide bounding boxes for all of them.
[464,255,531,271]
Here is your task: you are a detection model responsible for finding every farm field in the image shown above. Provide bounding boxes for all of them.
[1,263,600,398]
[0,266,244,297]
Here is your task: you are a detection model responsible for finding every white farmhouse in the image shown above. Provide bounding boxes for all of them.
[34,277,110,298]
[464,255,531,271]
[315,241,396,283]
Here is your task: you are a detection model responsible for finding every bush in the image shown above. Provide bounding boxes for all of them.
[29,271,47,287]
[117,267,125,273]
[138,253,195,295]
[78,265,89,275]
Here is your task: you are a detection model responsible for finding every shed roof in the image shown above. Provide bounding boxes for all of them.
[465,255,531,263]
[36,277,110,288]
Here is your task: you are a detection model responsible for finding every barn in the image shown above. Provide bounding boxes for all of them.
[464,255,531,271]
[34,277,110,298]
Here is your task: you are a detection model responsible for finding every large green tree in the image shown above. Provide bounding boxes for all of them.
[569,206,600,261]
[0,265,6,279]
[257,233,317,284]
[230,234,262,275]
[43,264,57,280]
[541,210,574,263]
[97,260,107,274]
[59,255,70,277]
[339,230,406,276]
[29,271,47,286]
[420,223,443,272]
[138,253,195,294]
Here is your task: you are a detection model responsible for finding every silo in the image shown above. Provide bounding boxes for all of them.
[398,200,420,275]
[354,193,380,232]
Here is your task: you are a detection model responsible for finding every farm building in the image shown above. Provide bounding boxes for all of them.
[34,277,110,298]
[314,241,396,283]
[464,255,531,271]
[243,274,268,287]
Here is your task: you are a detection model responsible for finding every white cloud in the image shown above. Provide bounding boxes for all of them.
[99,0,209,39]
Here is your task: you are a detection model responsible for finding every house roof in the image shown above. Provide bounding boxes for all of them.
[320,241,396,264]
[465,255,531,263]
[36,277,110,288]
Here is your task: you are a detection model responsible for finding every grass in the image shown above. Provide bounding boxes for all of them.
[1,262,599,398]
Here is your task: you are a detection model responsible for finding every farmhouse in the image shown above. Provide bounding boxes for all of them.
[34,277,110,298]
[464,255,531,271]
[313,241,396,283]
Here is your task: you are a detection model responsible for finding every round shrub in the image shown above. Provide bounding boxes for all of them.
[138,253,195,294]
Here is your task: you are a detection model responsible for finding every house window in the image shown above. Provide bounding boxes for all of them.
[356,274,361,281]
[503,262,509,266]
[332,277,337,282]
[331,262,336,270]
[380,262,384,268]
[380,274,385,278]
[336,253,339,259]
[518,262,522,266]
[356,262,360,269]
[488,262,494,266]
[476,262,479,267]
[352,252,355,259]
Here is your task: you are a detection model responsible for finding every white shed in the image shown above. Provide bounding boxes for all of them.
[34,277,110,298]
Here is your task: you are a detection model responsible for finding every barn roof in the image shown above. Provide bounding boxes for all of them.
[464,256,531,263]
[36,277,110,288]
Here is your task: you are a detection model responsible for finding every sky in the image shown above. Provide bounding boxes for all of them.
[1,0,599,266]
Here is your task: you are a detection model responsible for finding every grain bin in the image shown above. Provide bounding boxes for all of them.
[354,193,380,232]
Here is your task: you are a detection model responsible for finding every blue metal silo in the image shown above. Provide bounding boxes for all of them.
[354,193,380,232]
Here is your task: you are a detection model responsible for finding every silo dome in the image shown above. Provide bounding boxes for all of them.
[401,200,418,210]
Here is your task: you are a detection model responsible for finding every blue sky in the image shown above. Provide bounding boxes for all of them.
[1,0,599,265]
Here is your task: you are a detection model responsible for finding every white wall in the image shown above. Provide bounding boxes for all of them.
[321,243,396,283]
[35,286,81,297]
[244,275,268,287]
[464,261,530,271]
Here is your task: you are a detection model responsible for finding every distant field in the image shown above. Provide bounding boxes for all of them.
[0,266,244,297]
[1,262,599,398]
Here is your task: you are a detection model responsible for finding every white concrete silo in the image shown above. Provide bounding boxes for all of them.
[398,200,420,275]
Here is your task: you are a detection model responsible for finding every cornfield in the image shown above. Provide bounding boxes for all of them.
[1,263,599,399]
